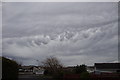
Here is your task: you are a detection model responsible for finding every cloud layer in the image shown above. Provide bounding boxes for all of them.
[2,2,118,66]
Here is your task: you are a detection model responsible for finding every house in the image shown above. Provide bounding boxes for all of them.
[19,66,45,75]
[94,63,120,74]
[33,66,45,74]
[87,66,95,73]
[19,66,33,72]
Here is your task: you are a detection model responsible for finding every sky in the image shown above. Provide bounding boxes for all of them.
[2,2,118,66]
[2,0,120,2]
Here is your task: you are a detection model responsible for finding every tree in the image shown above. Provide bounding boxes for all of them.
[42,56,63,75]
[75,64,87,74]
[2,57,19,80]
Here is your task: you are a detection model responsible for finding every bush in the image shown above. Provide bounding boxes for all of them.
[80,72,90,80]
[2,57,19,80]
[75,64,87,74]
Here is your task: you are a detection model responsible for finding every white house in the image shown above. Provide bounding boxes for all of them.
[87,66,95,73]
[33,66,45,75]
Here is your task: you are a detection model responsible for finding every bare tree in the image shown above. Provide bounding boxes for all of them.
[42,56,63,75]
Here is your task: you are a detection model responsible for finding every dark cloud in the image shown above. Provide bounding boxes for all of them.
[2,2,118,66]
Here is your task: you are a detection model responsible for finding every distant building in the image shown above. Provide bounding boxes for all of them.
[19,66,33,72]
[94,63,120,74]
[87,66,95,73]
[19,66,45,75]
[33,66,45,74]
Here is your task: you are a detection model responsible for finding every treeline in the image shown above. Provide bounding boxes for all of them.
[2,57,19,80]
[42,56,89,80]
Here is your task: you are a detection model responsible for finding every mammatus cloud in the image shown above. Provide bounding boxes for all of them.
[3,24,118,66]
[2,2,118,66]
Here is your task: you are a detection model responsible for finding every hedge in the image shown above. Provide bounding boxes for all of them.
[2,57,19,80]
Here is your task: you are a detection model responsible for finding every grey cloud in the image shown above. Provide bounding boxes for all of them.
[2,2,118,66]
[3,23,118,65]
[3,2,118,38]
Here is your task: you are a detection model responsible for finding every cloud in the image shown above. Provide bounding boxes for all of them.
[3,23,118,65]
[3,0,120,2]
[3,2,118,37]
[2,2,118,66]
